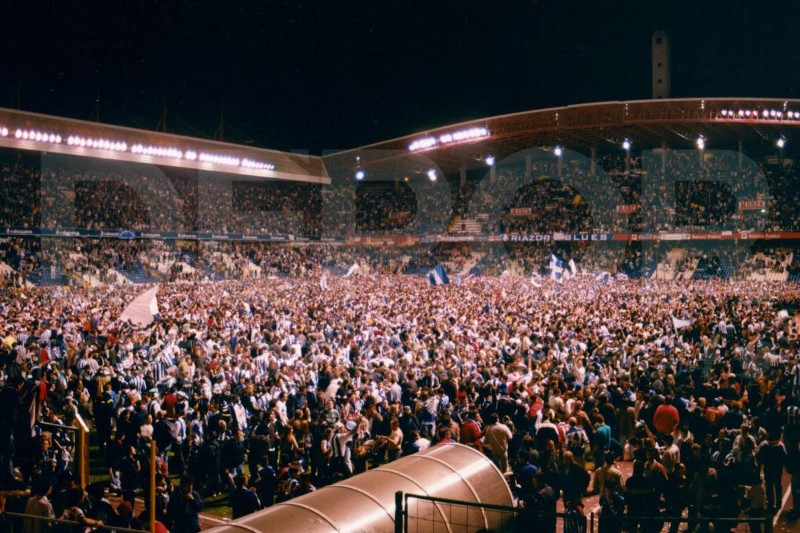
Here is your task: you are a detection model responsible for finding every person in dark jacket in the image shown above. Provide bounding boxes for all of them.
[230,473,260,519]
[559,450,590,505]
[222,428,247,488]
[756,434,788,510]
[167,475,203,533]
[527,472,558,533]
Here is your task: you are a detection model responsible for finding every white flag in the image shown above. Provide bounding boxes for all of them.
[671,315,692,330]
[344,263,359,278]
[120,285,160,326]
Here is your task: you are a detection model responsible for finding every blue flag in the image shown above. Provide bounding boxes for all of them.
[427,263,450,286]
[594,271,611,284]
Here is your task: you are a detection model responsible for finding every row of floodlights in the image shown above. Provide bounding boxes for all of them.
[719,108,800,120]
[0,126,275,170]
[69,136,127,151]
[14,129,62,144]
[355,168,439,181]
[408,126,490,152]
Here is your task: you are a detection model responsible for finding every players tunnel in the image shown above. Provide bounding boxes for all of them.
[205,443,514,533]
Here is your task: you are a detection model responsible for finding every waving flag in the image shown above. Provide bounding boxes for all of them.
[671,315,693,330]
[549,255,565,281]
[594,271,611,284]
[427,263,450,286]
[568,259,578,277]
[120,285,160,326]
[343,262,360,278]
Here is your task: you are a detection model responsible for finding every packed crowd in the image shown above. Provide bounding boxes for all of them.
[1,146,796,239]
[1,273,800,531]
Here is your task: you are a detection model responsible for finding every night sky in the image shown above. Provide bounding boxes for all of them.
[3,1,800,154]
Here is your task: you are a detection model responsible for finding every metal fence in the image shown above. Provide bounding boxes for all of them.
[39,413,90,489]
[395,492,774,533]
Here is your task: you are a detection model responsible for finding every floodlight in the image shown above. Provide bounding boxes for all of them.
[355,169,365,181]
[485,155,495,166]
[427,169,437,181]
[696,137,705,150]
[622,139,631,151]
[554,146,563,157]
[777,138,786,149]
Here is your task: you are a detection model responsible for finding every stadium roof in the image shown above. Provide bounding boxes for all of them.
[0,108,330,184]
[322,98,800,178]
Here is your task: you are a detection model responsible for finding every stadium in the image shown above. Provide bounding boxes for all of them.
[2,6,800,532]
[1,95,799,532]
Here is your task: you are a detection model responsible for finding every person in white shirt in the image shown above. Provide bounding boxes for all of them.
[24,480,55,533]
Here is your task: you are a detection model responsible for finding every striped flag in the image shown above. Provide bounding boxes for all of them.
[427,264,450,286]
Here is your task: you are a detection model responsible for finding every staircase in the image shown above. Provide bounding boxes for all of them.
[449,216,482,235]
[457,253,483,276]
[118,266,160,284]
[653,248,687,280]
[105,269,132,286]
[745,252,792,282]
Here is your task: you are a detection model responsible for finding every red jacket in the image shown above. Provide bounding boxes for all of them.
[460,419,483,451]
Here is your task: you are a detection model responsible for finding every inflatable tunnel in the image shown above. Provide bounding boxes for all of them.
[205,443,514,533]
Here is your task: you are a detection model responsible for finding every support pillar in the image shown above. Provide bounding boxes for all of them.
[525,153,532,180]
[738,140,744,170]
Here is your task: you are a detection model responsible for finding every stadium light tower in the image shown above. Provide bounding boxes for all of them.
[652,31,671,99]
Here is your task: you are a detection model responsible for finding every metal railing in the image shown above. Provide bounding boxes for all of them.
[2,510,147,533]
[395,492,775,533]
[39,413,90,489]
